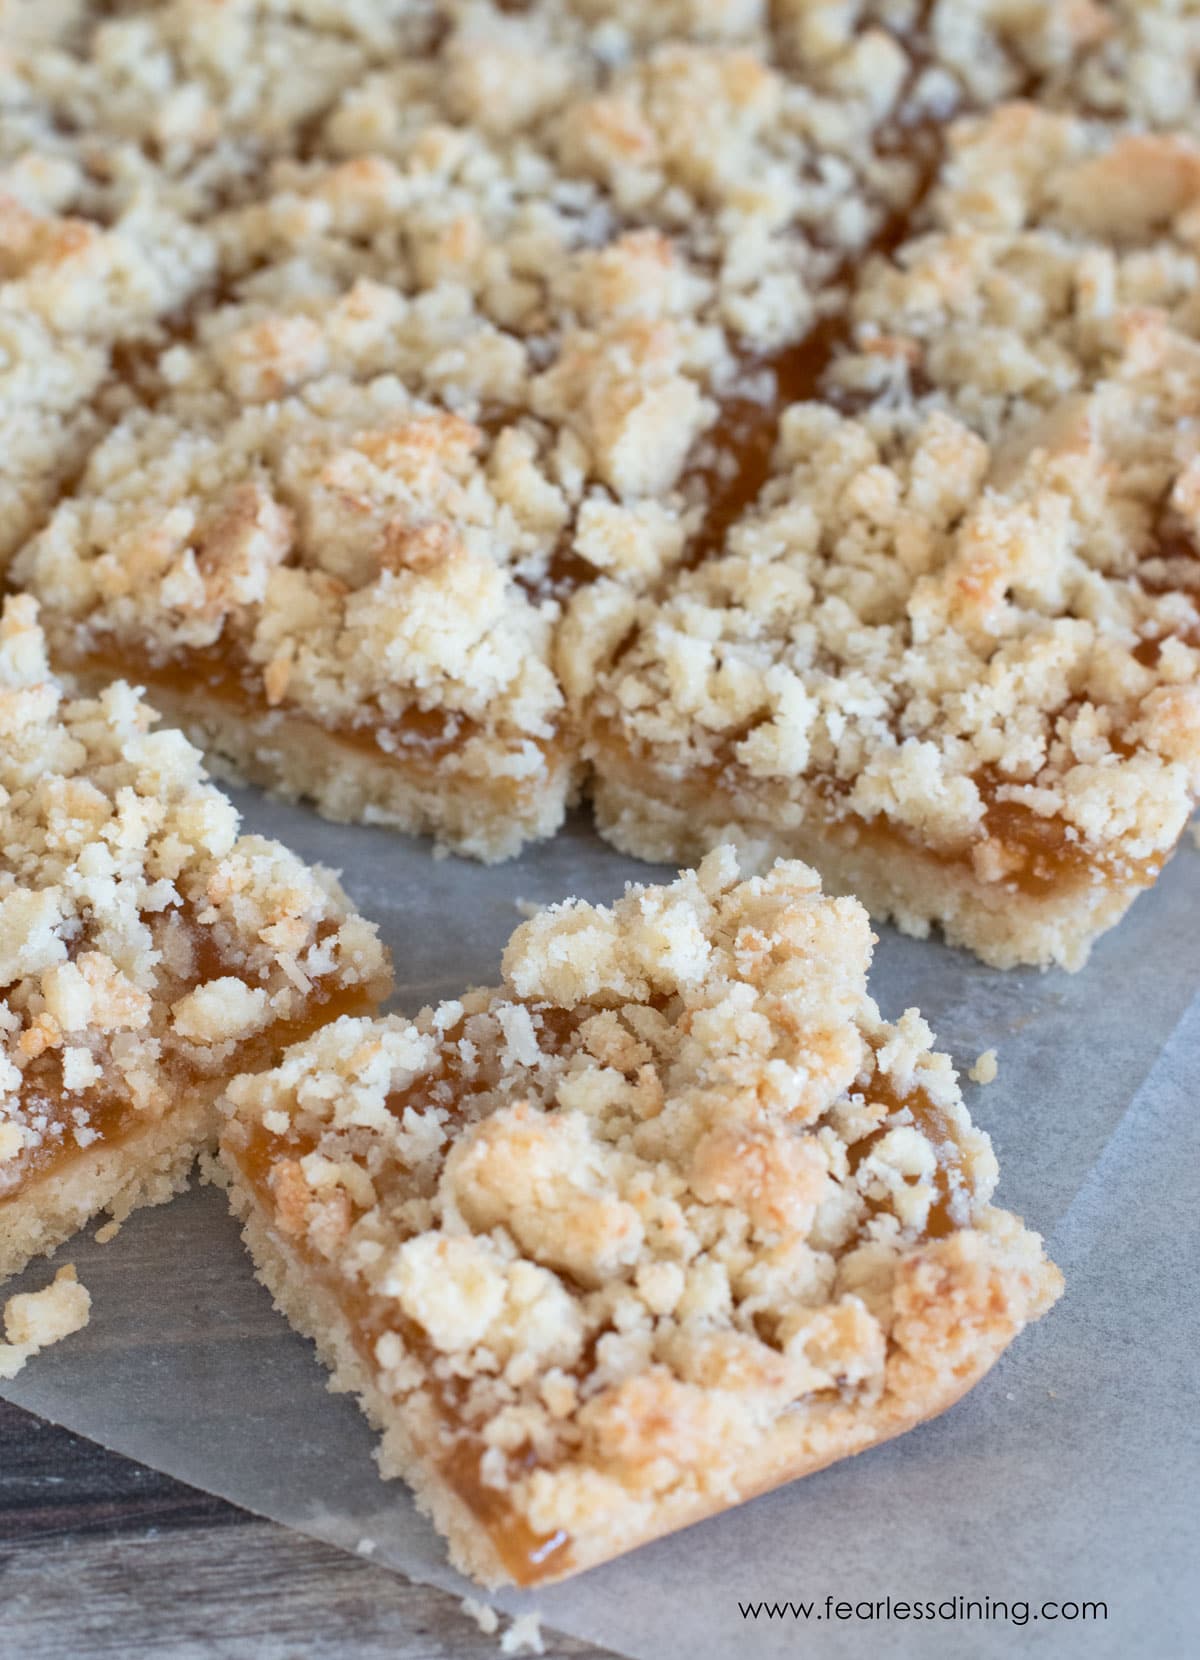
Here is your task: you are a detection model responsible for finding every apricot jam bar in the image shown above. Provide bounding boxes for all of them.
[220,849,1061,1587]
[577,107,1200,969]
[14,359,577,862]
[0,595,391,1282]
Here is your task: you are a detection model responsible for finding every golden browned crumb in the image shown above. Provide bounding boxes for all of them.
[221,850,1061,1588]
[0,1263,90,1378]
[0,595,391,1281]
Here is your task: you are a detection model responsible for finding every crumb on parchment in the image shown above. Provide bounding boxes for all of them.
[462,1598,500,1637]
[0,1264,91,1379]
[462,1598,544,1652]
[969,1050,999,1086]
[501,1613,545,1656]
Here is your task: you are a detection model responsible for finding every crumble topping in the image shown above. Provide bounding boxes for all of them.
[0,594,389,1197]
[321,0,930,348]
[0,0,442,220]
[921,0,1200,134]
[222,850,1060,1569]
[0,1262,90,1379]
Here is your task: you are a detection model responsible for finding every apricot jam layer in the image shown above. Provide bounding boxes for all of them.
[74,643,563,780]
[593,728,1165,900]
[0,980,377,1201]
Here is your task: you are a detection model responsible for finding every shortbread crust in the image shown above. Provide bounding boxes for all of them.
[0,595,391,1281]
[221,850,1061,1587]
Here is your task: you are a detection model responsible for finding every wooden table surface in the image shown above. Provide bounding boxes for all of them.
[0,1399,617,1659]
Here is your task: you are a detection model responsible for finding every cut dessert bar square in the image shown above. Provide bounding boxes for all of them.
[0,595,391,1282]
[575,106,1200,969]
[5,164,728,859]
[14,364,579,862]
[220,848,1061,1587]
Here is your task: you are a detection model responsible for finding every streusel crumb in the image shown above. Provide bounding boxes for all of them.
[0,1263,90,1379]
[969,1051,999,1086]
[0,594,391,1281]
[221,849,1060,1587]
[500,1614,545,1658]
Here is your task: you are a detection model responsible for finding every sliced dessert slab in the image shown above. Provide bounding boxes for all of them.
[221,848,1061,1587]
[14,365,577,862]
[0,595,391,1282]
[577,110,1200,969]
[3,4,961,863]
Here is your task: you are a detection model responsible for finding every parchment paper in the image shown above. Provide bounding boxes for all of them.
[2,795,1198,1659]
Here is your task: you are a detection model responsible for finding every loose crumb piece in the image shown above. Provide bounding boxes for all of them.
[501,1613,545,1657]
[462,1598,501,1638]
[197,1152,230,1191]
[969,1050,999,1086]
[0,1264,90,1379]
[354,1537,377,1559]
[93,1220,121,1245]
[514,899,545,920]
